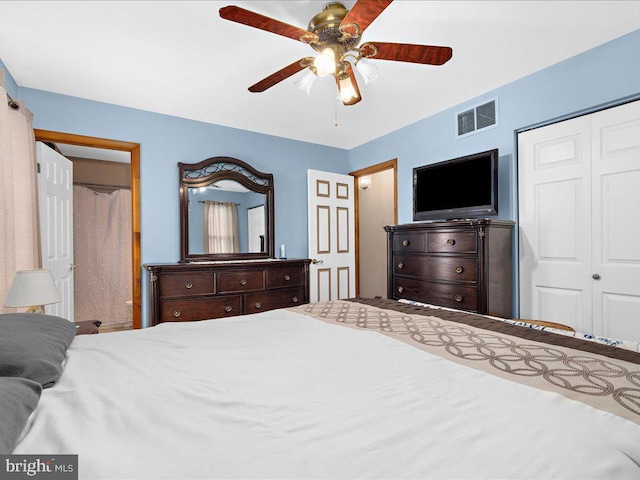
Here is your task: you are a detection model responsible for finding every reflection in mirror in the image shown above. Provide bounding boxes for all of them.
[188,180,266,254]
[179,157,274,262]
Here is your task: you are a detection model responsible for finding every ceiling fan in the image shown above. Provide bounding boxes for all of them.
[219,1,453,106]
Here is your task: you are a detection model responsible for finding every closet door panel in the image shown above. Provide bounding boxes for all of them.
[518,115,592,333]
[591,100,640,340]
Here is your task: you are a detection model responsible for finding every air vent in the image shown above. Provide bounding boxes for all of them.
[456,98,498,138]
[457,109,475,136]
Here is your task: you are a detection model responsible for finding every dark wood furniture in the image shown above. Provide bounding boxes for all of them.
[179,157,274,262]
[145,259,310,326]
[75,320,102,335]
[384,220,514,318]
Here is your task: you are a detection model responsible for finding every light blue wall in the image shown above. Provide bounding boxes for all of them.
[348,28,640,316]
[4,27,639,322]
[349,28,640,226]
[15,87,348,325]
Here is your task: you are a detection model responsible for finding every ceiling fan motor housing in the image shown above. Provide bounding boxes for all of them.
[307,2,361,56]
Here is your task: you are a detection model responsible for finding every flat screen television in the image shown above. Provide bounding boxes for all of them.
[413,149,499,221]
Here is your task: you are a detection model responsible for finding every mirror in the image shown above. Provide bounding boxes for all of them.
[179,157,274,261]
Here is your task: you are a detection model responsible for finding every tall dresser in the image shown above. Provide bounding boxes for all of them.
[384,220,514,318]
[145,259,310,326]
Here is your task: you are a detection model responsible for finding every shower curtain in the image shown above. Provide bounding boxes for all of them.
[73,186,132,325]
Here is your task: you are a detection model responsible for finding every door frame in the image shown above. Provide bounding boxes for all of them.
[34,129,142,329]
[349,159,398,298]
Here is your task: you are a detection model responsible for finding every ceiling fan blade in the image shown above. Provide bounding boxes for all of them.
[249,58,314,93]
[339,0,393,38]
[359,42,453,65]
[220,6,318,44]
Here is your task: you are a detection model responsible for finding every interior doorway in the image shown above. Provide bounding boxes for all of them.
[350,159,397,298]
[34,130,142,330]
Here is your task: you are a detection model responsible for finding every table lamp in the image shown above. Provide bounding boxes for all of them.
[3,269,61,313]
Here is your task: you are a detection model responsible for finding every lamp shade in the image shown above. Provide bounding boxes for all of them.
[4,269,61,308]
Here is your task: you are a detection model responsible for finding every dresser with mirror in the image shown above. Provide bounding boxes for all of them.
[145,157,310,326]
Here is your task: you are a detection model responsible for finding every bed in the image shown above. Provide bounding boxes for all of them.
[4,298,640,479]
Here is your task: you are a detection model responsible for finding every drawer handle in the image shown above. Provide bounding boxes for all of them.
[185,282,193,289]
[240,279,247,286]
[402,239,410,247]
[224,305,233,313]
[455,266,463,274]
[397,262,404,269]
[397,286,404,293]
[254,302,261,309]
[173,310,181,318]
[455,294,463,302]
[284,274,291,281]
[447,239,456,246]
[292,296,299,303]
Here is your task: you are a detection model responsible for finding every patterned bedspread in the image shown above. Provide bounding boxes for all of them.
[291,298,640,425]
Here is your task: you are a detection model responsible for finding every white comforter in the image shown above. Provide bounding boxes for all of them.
[15,308,640,479]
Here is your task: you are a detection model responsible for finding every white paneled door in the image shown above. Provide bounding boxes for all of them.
[307,170,355,303]
[518,100,640,341]
[590,101,640,341]
[36,142,74,321]
[518,115,592,334]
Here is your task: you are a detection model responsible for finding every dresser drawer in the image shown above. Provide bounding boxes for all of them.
[217,270,265,293]
[394,255,477,282]
[158,273,214,297]
[428,231,477,254]
[160,295,242,322]
[267,266,305,288]
[393,232,427,253]
[393,278,478,312]
[244,287,305,314]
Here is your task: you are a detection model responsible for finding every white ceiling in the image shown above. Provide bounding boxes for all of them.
[1,1,640,150]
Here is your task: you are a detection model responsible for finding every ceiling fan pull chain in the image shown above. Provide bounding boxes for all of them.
[335,96,339,127]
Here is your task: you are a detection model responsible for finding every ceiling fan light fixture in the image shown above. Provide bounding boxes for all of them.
[312,48,336,77]
[295,68,317,96]
[337,70,361,106]
[355,57,382,85]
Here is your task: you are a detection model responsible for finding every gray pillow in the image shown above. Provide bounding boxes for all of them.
[0,313,77,388]
[0,377,42,453]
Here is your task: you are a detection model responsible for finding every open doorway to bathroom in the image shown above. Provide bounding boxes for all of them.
[34,130,141,330]
[350,159,397,298]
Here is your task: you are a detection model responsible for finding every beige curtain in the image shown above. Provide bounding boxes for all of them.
[0,70,39,313]
[204,201,240,254]
[73,186,132,325]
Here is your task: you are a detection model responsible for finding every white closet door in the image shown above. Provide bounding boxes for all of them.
[518,115,592,333]
[591,101,640,341]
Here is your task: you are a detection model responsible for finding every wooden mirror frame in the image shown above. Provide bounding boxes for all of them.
[179,156,274,262]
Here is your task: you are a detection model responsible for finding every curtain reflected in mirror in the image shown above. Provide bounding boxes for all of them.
[204,201,239,254]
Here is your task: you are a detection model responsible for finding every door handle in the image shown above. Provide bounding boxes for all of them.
[311,259,324,265]
[592,274,601,280]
